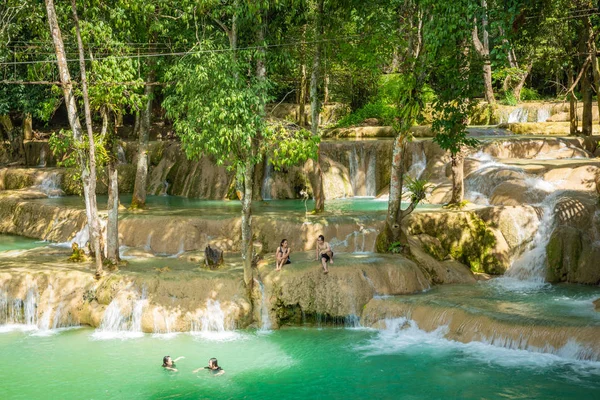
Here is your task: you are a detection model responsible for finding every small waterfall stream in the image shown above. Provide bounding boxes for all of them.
[258,281,272,331]
[38,173,63,198]
[94,288,147,339]
[261,158,274,200]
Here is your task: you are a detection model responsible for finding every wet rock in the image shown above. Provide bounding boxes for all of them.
[594,298,600,311]
[204,245,224,269]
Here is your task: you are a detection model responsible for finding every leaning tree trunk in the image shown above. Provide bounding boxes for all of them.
[376,133,406,252]
[71,0,104,276]
[450,153,465,204]
[568,70,578,135]
[513,61,533,102]
[46,0,103,277]
[310,0,325,213]
[131,68,155,209]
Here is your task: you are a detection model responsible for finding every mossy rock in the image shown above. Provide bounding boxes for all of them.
[117,164,136,193]
[5,170,34,189]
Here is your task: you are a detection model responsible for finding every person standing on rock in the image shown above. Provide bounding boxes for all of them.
[276,239,291,271]
[316,235,333,274]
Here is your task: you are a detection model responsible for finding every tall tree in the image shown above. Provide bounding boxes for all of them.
[45,0,103,277]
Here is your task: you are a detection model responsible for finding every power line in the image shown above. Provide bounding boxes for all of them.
[0,35,365,67]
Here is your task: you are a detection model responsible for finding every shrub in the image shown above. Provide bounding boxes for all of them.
[520,87,541,101]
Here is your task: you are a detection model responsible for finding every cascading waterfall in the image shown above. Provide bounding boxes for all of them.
[366,151,377,197]
[258,281,272,331]
[508,107,529,123]
[329,226,378,253]
[117,144,127,164]
[190,299,238,340]
[38,173,63,198]
[500,192,562,289]
[160,181,169,196]
[38,284,55,331]
[94,288,147,339]
[537,107,551,122]
[261,158,274,200]
[407,147,427,180]
[349,147,360,196]
[152,308,177,336]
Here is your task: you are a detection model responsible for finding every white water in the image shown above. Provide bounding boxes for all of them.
[495,193,563,291]
[37,173,63,198]
[190,299,239,340]
[117,144,127,164]
[407,147,427,179]
[358,317,600,366]
[508,107,529,123]
[537,108,551,122]
[349,147,377,197]
[93,288,147,340]
[366,151,377,197]
[38,284,54,331]
[258,281,272,331]
[152,308,178,338]
[38,147,47,167]
[329,226,378,253]
[261,158,274,200]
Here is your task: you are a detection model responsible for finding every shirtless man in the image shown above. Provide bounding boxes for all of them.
[315,234,333,274]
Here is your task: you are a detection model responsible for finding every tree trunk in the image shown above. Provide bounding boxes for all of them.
[472,0,495,104]
[324,73,329,104]
[106,157,120,264]
[450,153,465,204]
[46,0,103,277]
[513,61,533,101]
[585,15,600,127]
[299,63,307,126]
[241,157,255,288]
[70,0,103,277]
[310,0,325,213]
[131,67,155,209]
[582,67,593,136]
[376,134,405,252]
[23,113,33,140]
[103,109,119,264]
[568,70,578,135]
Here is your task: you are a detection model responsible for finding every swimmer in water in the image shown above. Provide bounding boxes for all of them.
[193,358,225,376]
[162,355,184,372]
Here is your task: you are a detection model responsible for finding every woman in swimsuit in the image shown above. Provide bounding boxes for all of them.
[162,355,184,372]
[315,234,333,274]
[193,357,225,376]
[276,239,291,271]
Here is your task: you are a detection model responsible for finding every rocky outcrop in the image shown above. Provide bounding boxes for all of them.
[546,193,600,284]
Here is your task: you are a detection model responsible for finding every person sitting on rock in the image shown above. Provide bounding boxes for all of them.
[193,357,225,376]
[162,355,184,372]
[316,234,333,274]
[275,239,291,271]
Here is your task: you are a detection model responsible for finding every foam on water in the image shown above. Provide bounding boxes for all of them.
[92,288,147,340]
[358,318,600,371]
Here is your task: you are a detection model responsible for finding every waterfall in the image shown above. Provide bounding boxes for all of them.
[38,147,47,167]
[23,286,38,326]
[0,286,39,331]
[537,108,551,122]
[168,240,185,258]
[94,289,147,339]
[503,192,561,288]
[261,158,274,200]
[329,226,378,253]
[117,144,127,164]
[38,173,63,198]
[258,281,272,331]
[407,147,427,179]
[508,108,529,123]
[144,233,153,252]
[38,285,54,331]
[190,299,239,340]
[366,151,377,197]
[349,147,360,196]
[159,180,169,196]
[152,308,177,336]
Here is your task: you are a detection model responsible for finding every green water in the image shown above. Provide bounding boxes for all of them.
[34,195,443,218]
[1,326,599,400]
[388,282,600,327]
[0,234,46,252]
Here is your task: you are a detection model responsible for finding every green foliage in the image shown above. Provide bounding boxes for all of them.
[267,124,319,171]
[431,102,479,156]
[387,241,403,254]
[501,91,518,106]
[164,47,269,170]
[336,101,397,127]
[404,175,431,204]
[520,87,541,101]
